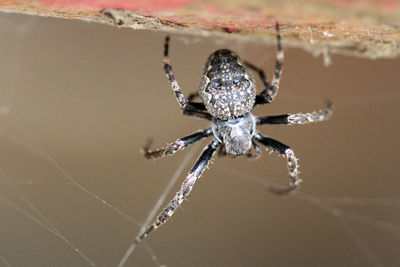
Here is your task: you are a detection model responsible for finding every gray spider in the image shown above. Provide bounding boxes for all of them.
[138,23,332,244]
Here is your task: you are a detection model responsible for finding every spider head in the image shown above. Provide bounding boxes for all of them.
[223,126,252,157]
[199,49,256,120]
[212,114,256,157]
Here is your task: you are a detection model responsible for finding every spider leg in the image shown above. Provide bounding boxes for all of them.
[143,128,213,159]
[187,92,200,101]
[244,61,270,89]
[182,101,212,121]
[163,36,207,112]
[254,133,300,195]
[257,101,333,125]
[136,139,219,244]
[182,110,213,121]
[255,23,284,105]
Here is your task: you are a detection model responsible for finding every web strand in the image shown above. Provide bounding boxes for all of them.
[218,166,399,266]
[118,145,199,267]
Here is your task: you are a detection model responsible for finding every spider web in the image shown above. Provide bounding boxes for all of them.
[1,13,399,266]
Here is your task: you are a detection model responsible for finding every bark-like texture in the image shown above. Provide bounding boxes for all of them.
[0,0,399,59]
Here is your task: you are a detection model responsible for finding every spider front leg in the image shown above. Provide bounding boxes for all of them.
[143,128,212,159]
[255,23,284,105]
[136,139,219,244]
[254,133,300,195]
[257,101,333,125]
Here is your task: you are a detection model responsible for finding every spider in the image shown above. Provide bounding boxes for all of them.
[137,23,333,244]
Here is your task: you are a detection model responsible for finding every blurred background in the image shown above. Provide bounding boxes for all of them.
[0,12,399,266]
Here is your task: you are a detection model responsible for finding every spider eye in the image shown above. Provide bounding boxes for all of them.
[233,77,241,84]
[211,79,222,87]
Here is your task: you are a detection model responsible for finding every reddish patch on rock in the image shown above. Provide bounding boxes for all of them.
[30,0,191,13]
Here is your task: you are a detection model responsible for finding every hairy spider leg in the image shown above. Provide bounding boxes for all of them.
[163,36,211,121]
[136,139,219,244]
[143,128,213,159]
[255,23,284,105]
[163,36,188,109]
[253,133,300,195]
[256,101,333,125]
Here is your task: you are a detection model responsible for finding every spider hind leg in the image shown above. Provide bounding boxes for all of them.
[163,37,211,122]
[255,23,284,105]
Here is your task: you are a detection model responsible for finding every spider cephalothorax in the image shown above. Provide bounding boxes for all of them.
[212,113,256,157]
[199,49,256,120]
[136,23,333,245]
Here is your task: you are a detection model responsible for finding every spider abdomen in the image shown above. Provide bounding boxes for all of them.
[199,49,256,120]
